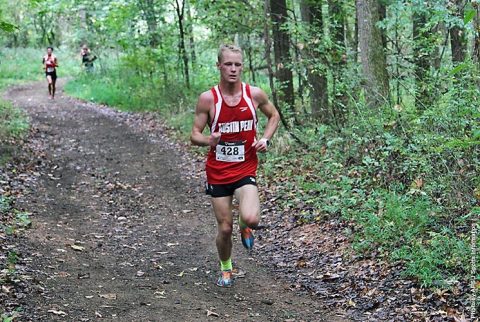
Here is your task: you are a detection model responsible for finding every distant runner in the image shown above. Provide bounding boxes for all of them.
[190,44,280,287]
[42,47,58,99]
[80,45,97,72]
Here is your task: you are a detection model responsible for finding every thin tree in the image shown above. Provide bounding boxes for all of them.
[413,6,431,110]
[270,0,295,112]
[174,0,190,89]
[450,0,467,63]
[300,0,329,122]
[475,2,480,62]
[328,0,348,126]
[356,0,390,108]
[186,1,196,69]
[138,0,160,47]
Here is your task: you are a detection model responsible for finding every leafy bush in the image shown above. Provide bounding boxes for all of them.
[0,99,28,141]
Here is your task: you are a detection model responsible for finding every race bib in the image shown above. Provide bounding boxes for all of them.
[47,67,54,72]
[216,141,245,162]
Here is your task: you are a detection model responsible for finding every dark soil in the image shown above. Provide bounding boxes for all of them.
[1,80,346,322]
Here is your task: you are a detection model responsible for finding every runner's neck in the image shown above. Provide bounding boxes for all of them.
[219,81,242,97]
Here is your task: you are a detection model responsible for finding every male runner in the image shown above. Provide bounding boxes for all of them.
[190,44,280,287]
[42,47,58,99]
[80,45,97,72]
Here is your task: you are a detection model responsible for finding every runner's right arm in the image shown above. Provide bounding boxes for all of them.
[190,91,221,148]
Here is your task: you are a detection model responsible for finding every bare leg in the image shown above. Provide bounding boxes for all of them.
[211,196,234,261]
[234,184,260,228]
[52,79,56,98]
[46,76,53,98]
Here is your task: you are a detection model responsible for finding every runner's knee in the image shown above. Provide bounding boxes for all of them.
[218,222,233,237]
[242,212,259,227]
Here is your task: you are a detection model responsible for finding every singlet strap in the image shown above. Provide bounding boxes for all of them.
[211,85,223,134]
[242,82,257,129]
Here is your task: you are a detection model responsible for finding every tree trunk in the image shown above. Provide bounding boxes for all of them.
[174,0,190,89]
[246,35,256,83]
[328,0,348,126]
[474,2,480,89]
[356,0,390,108]
[186,1,196,68]
[432,22,444,70]
[138,0,160,47]
[264,0,290,130]
[300,0,329,122]
[378,0,387,49]
[354,6,359,63]
[413,10,431,110]
[474,3,480,63]
[450,0,467,63]
[270,0,295,110]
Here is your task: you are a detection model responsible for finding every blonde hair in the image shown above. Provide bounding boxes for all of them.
[217,44,243,63]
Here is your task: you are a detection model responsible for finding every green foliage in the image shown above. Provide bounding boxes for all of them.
[1,310,22,322]
[0,21,17,33]
[0,195,11,213]
[6,251,18,274]
[259,64,478,287]
[14,212,31,228]
[0,99,28,141]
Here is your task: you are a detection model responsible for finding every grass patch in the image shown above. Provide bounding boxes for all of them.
[0,100,28,140]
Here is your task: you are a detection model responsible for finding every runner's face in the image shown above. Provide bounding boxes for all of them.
[218,50,243,83]
[47,48,52,55]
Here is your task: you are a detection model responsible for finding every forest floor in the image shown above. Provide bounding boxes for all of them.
[1,81,469,321]
[1,80,346,322]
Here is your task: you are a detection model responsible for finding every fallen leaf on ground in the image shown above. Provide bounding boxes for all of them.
[99,293,117,300]
[48,309,67,316]
[206,310,219,317]
[70,245,85,251]
[2,285,12,293]
[177,271,185,277]
[232,269,246,278]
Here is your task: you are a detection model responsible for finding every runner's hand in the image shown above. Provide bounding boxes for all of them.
[209,132,221,147]
[252,138,268,152]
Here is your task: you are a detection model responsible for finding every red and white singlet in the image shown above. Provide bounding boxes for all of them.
[206,82,258,184]
[43,54,56,72]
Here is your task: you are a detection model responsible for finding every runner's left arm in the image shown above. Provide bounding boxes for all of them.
[251,87,280,152]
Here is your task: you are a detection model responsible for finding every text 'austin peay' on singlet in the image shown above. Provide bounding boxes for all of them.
[206,82,258,185]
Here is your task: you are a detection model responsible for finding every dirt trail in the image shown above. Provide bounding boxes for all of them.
[4,81,344,322]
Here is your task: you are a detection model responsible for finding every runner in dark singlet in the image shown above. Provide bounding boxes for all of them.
[80,45,97,72]
[42,47,58,99]
[191,44,280,287]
